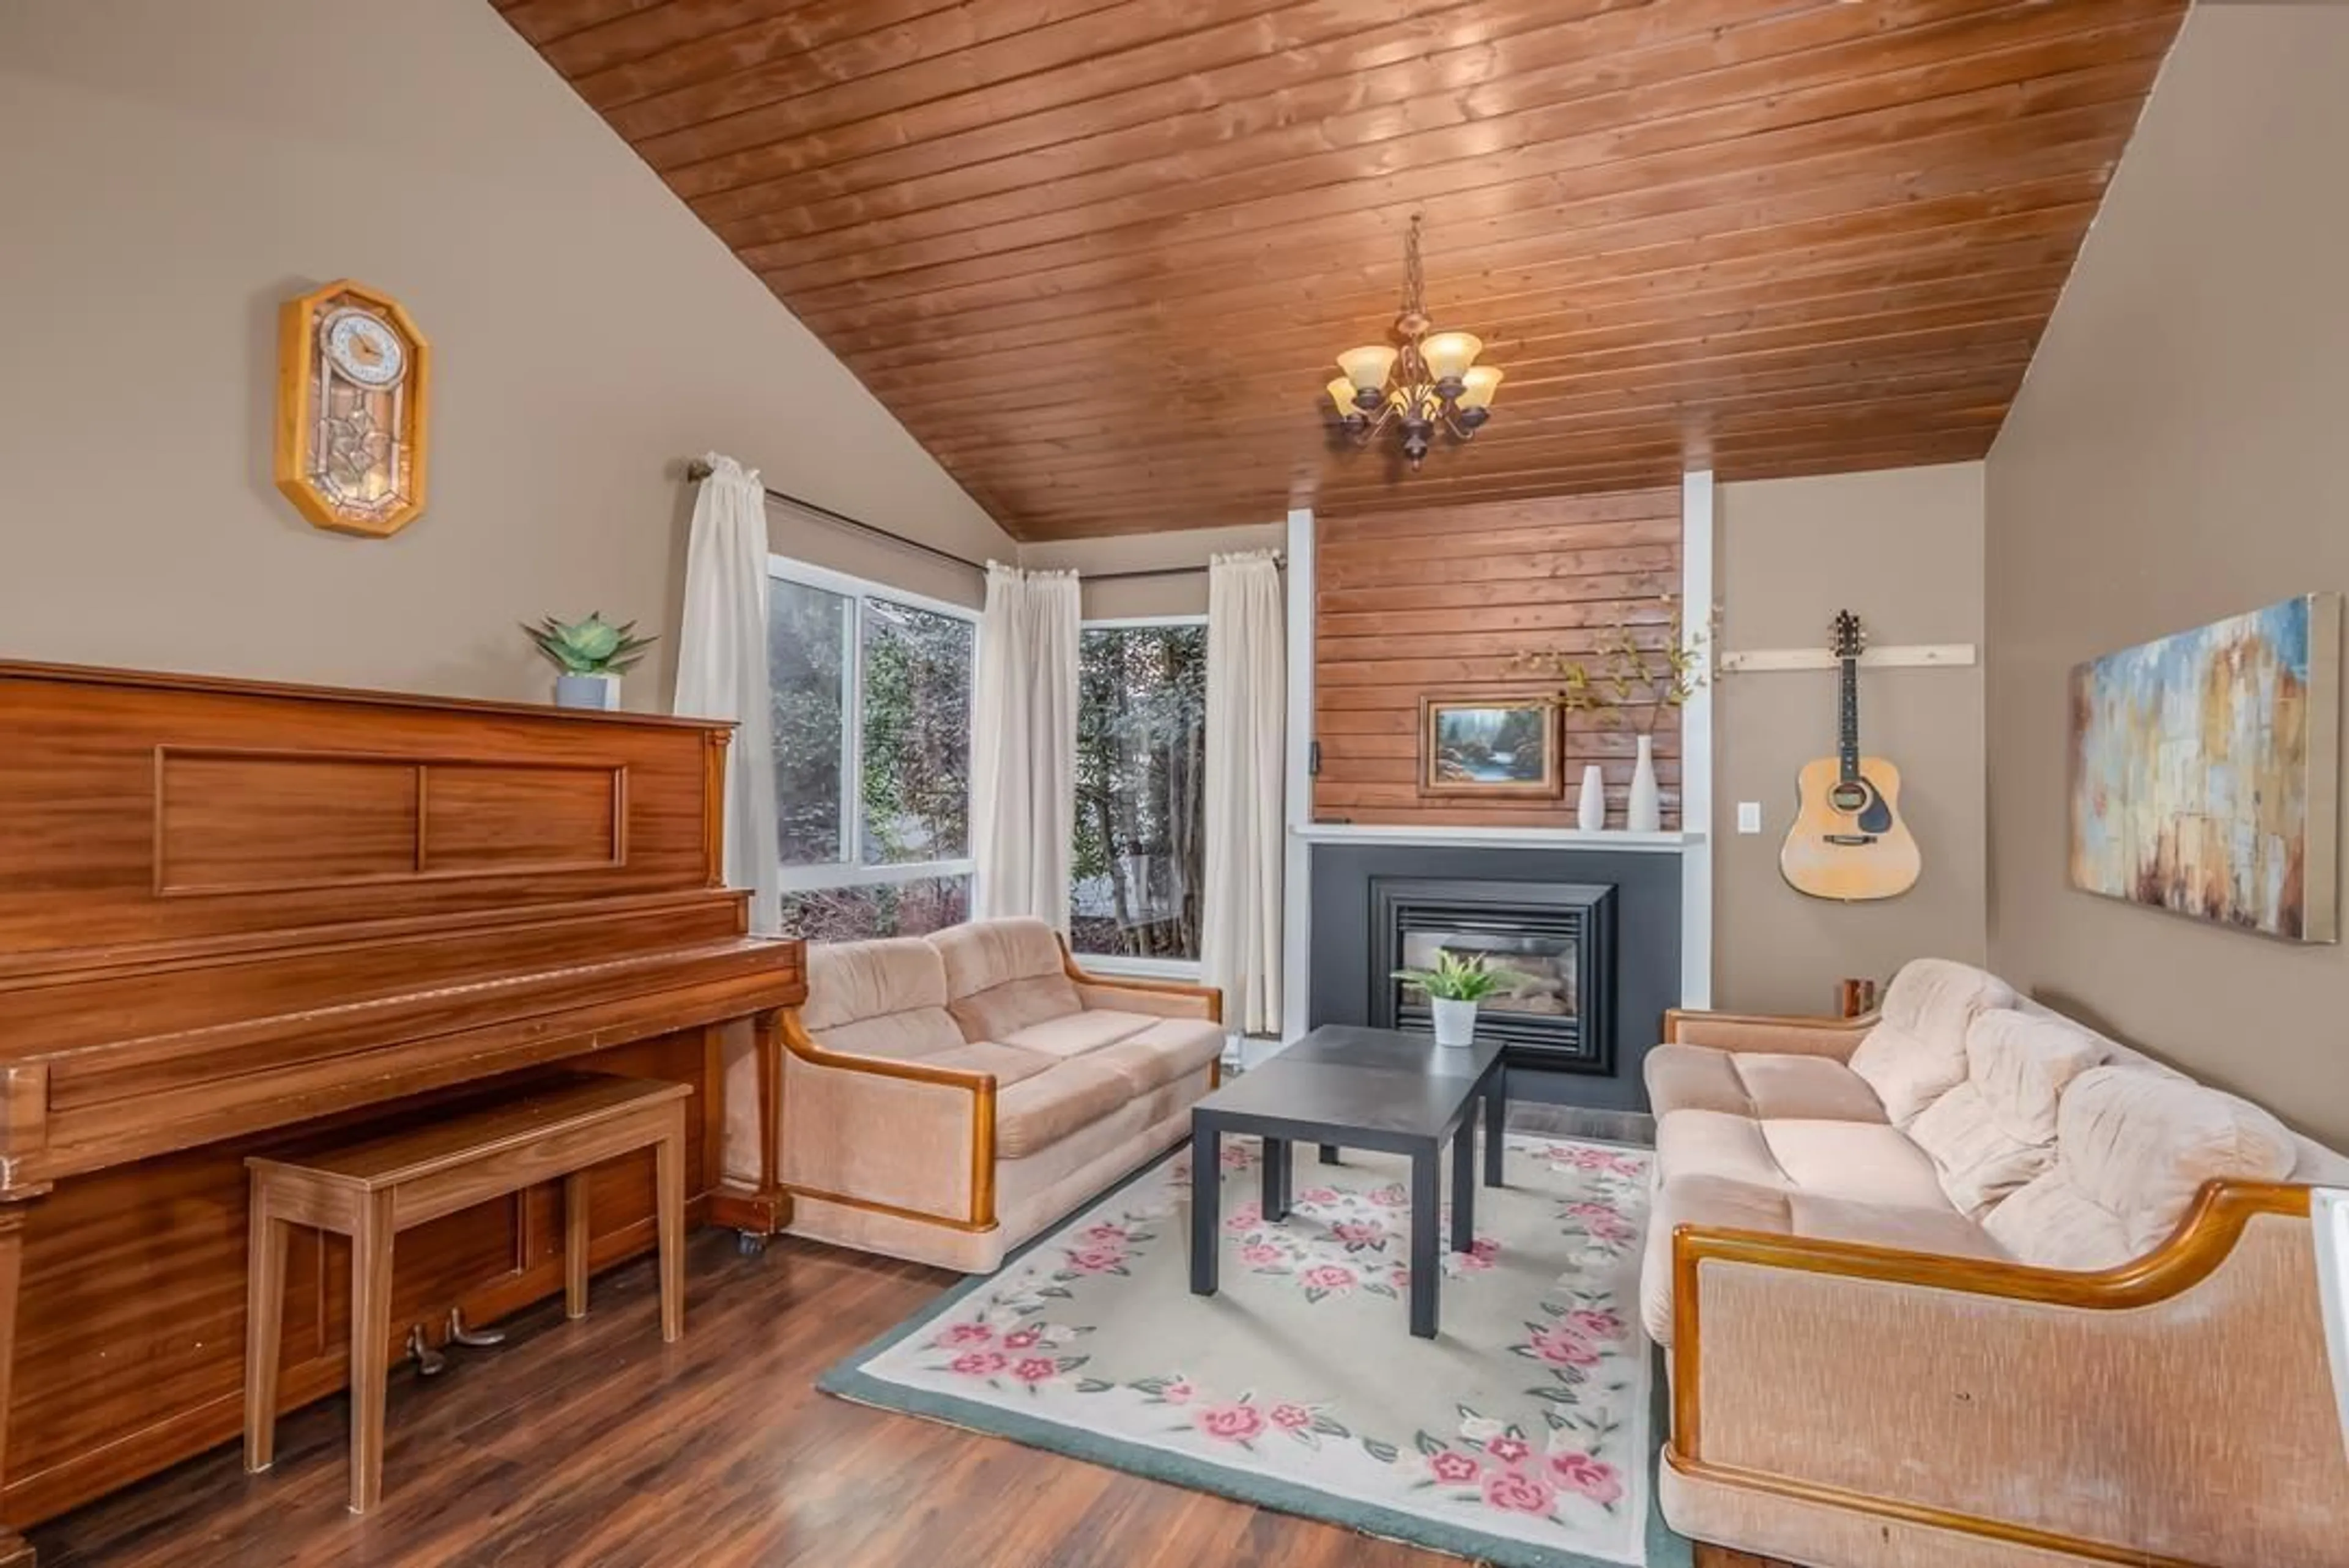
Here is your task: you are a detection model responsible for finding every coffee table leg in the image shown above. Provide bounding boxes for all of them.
[1409,1147,1440,1339]
[1450,1107,1476,1252]
[1484,1068,1507,1188]
[1189,1121,1221,1297]
[1262,1137,1291,1221]
[1318,1144,1340,1165]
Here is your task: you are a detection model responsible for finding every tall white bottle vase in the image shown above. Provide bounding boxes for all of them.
[1627,734,1662,833]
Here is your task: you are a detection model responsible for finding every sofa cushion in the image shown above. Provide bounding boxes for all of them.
[922,1043,1060,1089]
[930,918,1083,1042]
[994,1059,1135,1160]
[802,938,965,1060]
[1646,1043,1887,1123]
[1846,958,2017,1126]
[1983,1066,2299,1270]
[1000,1008,1160,1059]
[1908,1009,2106,1218]
[1656,1109,1956,1211]
[1089,1018,1226,1095]
[1641,1174,2006,1345]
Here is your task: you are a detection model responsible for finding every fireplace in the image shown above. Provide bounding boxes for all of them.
[1368,878,1616,1074]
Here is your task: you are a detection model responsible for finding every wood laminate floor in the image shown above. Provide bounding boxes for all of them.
[29,1229,1790,1568]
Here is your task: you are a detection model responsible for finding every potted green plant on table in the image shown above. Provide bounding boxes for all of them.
[1391,950,1526,1048]
[525,612,656,711]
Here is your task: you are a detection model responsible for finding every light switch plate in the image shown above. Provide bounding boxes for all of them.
[1736,801,1762,834]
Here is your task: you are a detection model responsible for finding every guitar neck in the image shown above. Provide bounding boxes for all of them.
[1839,654,1860,781]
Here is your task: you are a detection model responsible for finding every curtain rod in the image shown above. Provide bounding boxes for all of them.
[683,459,1279,584]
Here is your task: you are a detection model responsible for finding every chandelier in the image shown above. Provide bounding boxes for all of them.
[1326,214,1502,470]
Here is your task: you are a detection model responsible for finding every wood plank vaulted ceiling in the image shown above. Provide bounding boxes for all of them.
[497,0,2186,541]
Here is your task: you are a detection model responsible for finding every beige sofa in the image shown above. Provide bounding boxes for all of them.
[1646,958,2349,1568]
[745,917,1223,1273]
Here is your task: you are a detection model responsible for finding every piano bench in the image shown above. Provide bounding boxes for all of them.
[240,1071,693,1515]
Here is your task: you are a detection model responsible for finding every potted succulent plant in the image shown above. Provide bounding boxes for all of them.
[524,612,655,711]
[1392,950,1526,1048]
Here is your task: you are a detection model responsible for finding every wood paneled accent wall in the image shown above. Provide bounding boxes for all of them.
[1313,490,1683,829]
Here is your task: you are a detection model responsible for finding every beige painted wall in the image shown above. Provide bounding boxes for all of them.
[0,0,1012,705]
[1715,464,1988,1016]
[1984,4,2349,1148]
[1021,521,1287,621]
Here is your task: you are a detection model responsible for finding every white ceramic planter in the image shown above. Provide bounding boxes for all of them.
[1430,997,1479,1048]
[1627,733,1662,833]
[555,672,620,711]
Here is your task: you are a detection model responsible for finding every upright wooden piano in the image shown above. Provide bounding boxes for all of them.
[0,662,805,1553]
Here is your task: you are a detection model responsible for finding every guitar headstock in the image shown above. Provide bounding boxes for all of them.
[1830,610,1866,661]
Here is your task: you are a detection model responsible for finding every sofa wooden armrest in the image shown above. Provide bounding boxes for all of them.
[1665,1180,2337,1566]
[1059,939,1225,1026]
[1661,1006,1875,1060]
[776,1010,999,1230]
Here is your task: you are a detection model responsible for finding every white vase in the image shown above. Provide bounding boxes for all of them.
[1577,763,1606,832]
[1627,733,1662,832]
[1430,997,1479,1048]
[555,672,620,711]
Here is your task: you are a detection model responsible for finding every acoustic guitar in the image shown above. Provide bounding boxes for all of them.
[1779,610,1921,901]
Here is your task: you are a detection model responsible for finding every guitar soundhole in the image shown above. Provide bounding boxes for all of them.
[1828,780,1871,813]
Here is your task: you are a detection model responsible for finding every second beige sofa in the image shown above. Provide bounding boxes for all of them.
[1644,958,2349,1568]
[759,917,1223,1272]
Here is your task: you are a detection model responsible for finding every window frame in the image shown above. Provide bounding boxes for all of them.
[767,554,981,898]
[1071,612,1211,980]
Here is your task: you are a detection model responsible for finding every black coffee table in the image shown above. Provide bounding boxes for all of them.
[1187,1025,1507,1338]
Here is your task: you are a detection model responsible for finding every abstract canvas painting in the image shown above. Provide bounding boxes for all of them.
[2069,594,2340,941]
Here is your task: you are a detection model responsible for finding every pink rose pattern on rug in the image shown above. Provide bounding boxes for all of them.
[875,1134,1655,1562]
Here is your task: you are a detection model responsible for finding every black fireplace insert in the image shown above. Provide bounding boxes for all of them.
[1368,878,1617,1074]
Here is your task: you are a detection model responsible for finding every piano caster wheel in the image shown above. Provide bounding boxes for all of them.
[447,1306,506,1348]
[736,1230,768,1259]
[406,1325,448,1378]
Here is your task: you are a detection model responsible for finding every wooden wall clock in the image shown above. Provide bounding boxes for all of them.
[274,279,431,537]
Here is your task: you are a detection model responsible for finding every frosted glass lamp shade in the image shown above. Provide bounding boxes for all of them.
[1420,331,1483,382]
[1460,365,1503,410]
[1336,345,1398,392]
[1326,377,1359,415]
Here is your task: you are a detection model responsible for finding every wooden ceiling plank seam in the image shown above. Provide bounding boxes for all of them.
[695,0,1606,230]
[883,305,2057,450]
[655,0,1576,199]
[497,0,669,49]
[877,266,2074,426]
[624,0,1412,163]
[563,0,1063,108]
[831,175,2111,374]
[769,48,2167,317]
[722,0,1904,260]
[539,1,860,81]
[926,366,2042,484]
[781,94,2148,340]
[749,0,2159,286]
[700,0,1737,246]
[580,0,1140,119]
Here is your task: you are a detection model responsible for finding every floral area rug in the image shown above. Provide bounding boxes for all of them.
[820,1133,1689,1568]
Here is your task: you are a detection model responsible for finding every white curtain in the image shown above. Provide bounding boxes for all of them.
[971,563,1080,926]
[1201,550,1286,1034]
[672,453,781,934]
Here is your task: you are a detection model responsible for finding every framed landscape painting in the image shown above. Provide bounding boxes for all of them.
[2069,593,2340,942]
[1417,694,1560,798]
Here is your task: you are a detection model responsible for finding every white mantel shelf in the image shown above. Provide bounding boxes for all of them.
[1294,823,1702,854]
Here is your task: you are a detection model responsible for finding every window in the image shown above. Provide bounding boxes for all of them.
[768,559,977,942]
[1071,619,1209,966]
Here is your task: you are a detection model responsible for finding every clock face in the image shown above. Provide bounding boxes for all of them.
[322,308,407,388]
